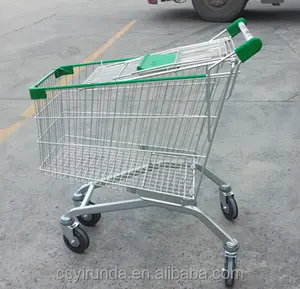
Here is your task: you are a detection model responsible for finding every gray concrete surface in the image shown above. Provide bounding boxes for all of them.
[1,0,300,288]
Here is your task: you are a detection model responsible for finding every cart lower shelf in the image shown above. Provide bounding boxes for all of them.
[41,139,198,200]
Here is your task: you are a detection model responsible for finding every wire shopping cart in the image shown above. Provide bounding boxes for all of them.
[29,18,262,287]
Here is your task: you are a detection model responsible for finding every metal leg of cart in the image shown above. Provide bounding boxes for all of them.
[196,164,239,221]
[60,193,154,253]
[60,182,239,287]
[144,197,240,288]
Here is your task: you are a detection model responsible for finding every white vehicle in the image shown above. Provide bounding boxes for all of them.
[147,0,284,22]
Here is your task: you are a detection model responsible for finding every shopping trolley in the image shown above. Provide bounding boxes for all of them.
[29,18,262,287]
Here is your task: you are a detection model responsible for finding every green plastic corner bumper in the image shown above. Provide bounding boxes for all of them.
[30,88,47,99]
[54,66,74,78]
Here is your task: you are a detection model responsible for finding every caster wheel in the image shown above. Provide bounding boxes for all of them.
[77,201,101,227]
[224,257,236,287]
[221,196,238,221]
[63,226,89,253]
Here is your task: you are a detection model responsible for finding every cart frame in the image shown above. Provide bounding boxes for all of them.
[29,18,262,287]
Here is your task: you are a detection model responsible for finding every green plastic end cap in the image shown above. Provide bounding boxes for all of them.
[235,37,263,63]
[30,88,47,100]
[227,18,247,38]
[54,66,74,79]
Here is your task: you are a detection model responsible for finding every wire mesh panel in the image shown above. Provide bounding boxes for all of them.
[33,73,234,199]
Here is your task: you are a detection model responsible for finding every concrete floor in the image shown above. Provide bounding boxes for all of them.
[1,0,300,288]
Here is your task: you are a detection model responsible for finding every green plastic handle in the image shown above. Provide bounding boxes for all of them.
[227,18,263,63]
[234,37,263,63]
[226,18,247,38]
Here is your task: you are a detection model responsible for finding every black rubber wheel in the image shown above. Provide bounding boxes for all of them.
[77,201,102,227]
[191,0,247,22]
[224,257,236,287]
[221,196,238,221]
[63,226,90,253]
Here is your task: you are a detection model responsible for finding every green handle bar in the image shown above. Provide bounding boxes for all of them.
[226,18,263,63]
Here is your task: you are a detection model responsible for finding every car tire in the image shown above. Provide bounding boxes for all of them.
[192,0,247,22]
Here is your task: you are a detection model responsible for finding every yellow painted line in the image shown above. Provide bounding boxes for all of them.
[0,20,137,143]
[83,20,137,64]
[0,119,26,143]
